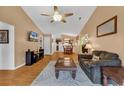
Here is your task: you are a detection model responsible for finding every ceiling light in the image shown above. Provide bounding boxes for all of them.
[53,12,62,21]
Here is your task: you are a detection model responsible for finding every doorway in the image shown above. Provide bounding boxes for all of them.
[43,34,52,55]
[56,38,62,51]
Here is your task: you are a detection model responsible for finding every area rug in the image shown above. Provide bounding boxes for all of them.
[31,61,100,86]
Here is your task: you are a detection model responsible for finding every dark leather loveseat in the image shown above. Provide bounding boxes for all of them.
[78,50,121,84]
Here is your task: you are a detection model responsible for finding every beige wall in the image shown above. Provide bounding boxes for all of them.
[79,6,124,65]
[0,6,43,67]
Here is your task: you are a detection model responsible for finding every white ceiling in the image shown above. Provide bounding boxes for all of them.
[21,6,96,38]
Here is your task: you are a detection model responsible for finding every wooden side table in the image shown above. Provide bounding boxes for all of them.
[102,67,124,86]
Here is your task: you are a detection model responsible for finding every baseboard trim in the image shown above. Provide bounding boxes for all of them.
[15,63,25,70]
[0,67,15,70]
[0,63,25,70]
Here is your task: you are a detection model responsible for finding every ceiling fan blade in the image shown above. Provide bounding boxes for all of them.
[40,14,50,16]
[54,6,59,12]
[50,20,54,23]
[61,19,66,23]
[63,13,73,17]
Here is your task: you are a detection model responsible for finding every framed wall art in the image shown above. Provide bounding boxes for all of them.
[0,30,9,43]
[97,16,117,37]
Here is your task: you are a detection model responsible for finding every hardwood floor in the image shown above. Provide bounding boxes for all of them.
[0,52,78,86]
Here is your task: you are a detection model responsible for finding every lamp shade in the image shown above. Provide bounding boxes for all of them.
[85,43,92,49]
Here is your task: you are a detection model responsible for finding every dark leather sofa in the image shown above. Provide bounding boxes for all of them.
[78,50,121,84]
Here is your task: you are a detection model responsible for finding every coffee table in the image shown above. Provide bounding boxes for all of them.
[55,57,77,79]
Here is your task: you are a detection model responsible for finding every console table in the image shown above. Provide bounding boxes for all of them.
[102,67,124,86]
[26,49,44,65]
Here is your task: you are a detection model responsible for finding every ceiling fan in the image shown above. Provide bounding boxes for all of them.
[40,6,74,23]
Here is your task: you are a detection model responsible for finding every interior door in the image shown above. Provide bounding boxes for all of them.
[43,34,52,55]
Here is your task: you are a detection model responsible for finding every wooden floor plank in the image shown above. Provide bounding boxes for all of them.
[0,52,77,86]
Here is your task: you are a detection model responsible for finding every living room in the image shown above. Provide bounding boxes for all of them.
[0,2,124,92]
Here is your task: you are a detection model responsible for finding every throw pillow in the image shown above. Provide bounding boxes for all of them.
[92,55,99,61]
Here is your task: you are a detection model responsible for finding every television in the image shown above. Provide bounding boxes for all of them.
[28,31,38,42]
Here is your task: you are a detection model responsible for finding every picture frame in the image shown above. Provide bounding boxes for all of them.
[0,30,9,43]
[97,16,117,37]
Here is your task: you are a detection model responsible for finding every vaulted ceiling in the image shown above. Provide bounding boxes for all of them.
[21,6,96,38]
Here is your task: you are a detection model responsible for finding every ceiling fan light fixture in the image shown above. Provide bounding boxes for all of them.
[41,6,73,23]
[53,12,62,21]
